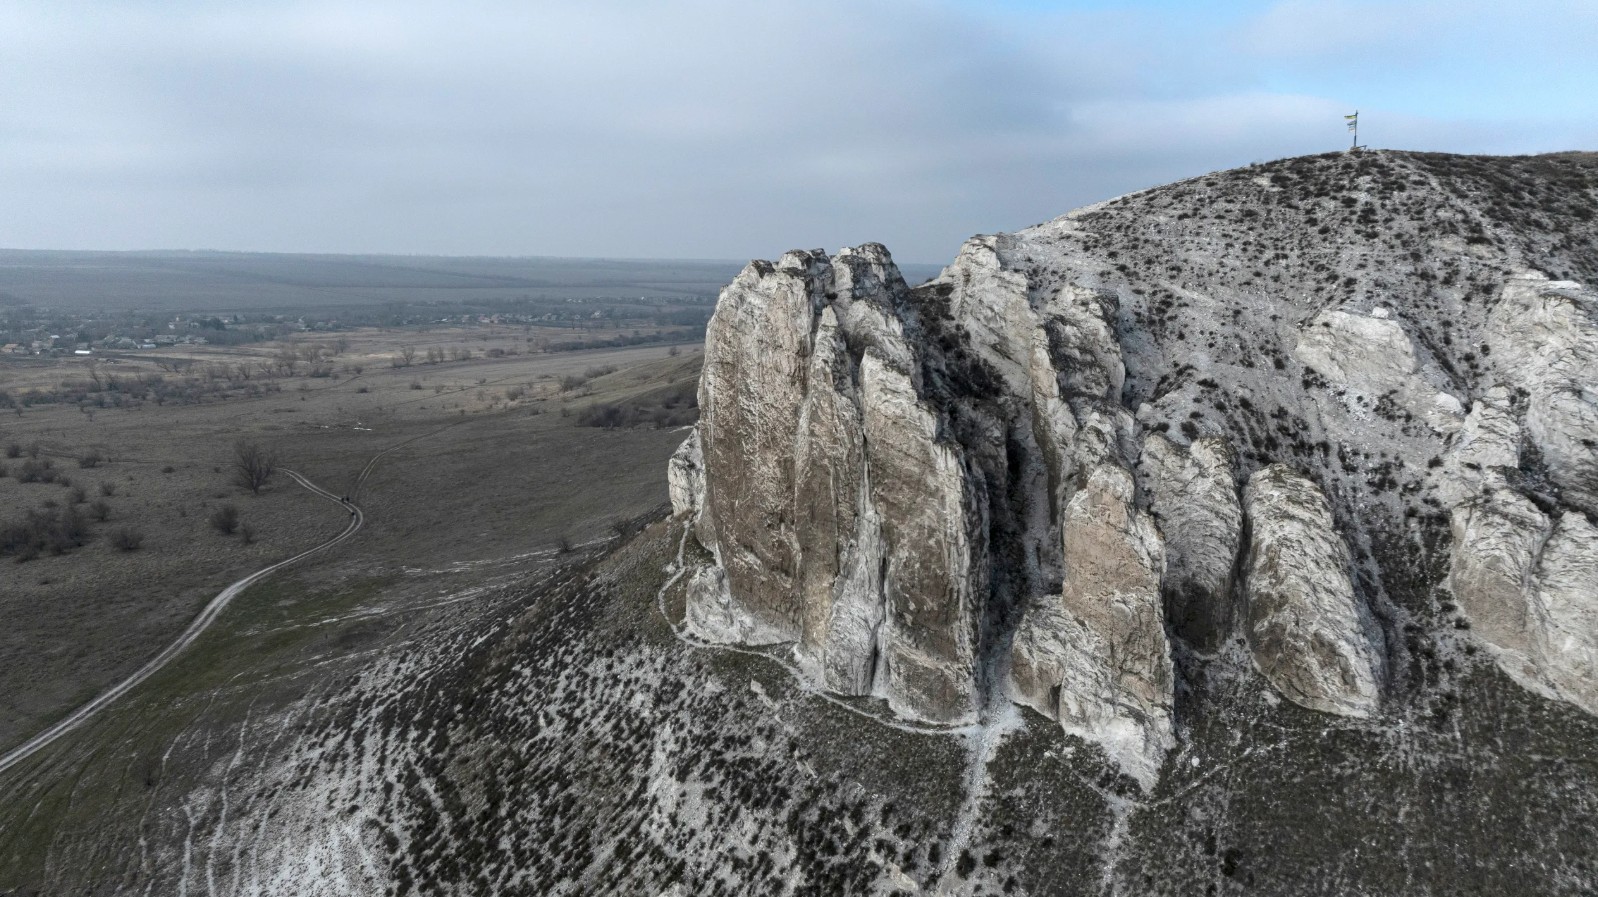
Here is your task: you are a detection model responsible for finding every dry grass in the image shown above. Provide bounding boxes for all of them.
[0,334,701,753]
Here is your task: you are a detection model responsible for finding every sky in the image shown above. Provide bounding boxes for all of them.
[2,0,1595,264]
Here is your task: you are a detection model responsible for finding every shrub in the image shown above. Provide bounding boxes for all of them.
[111,527,144,551]
[78,451,103,468]
[90,499,112,521]
[209,504,240,535]
[16,458,58,484]
[4,443,20,458]
[239,523,256,545]
[100,481,117,497]
[69,485,87,504]
[0,505,90,560]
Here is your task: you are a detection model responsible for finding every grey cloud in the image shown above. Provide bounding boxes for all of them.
[1,0,1593,262]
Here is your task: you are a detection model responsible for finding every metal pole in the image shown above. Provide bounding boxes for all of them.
[1351,111,1358,151]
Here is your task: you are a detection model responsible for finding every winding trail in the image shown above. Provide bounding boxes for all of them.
[0,469,360,779]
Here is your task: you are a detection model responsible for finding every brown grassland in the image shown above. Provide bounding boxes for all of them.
[0,328,701,754]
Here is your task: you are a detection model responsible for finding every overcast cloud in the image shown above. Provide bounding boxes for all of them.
[3,0,1595,263]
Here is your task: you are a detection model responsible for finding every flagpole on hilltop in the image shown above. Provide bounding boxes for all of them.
[1346,111,1359,151]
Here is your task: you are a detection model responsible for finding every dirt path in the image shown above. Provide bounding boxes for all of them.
[0,470,360,778]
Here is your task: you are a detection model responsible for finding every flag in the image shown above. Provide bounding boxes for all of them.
[1345,112,1358,131]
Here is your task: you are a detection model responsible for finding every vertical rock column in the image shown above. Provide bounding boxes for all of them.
[1141,434,1243,651]
[859,351,983,723]
[693,252,832,644]
[1242,466,1385,717]
[683,244,985,724]
[1011,462,1173,788]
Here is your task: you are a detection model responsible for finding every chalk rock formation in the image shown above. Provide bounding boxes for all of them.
[1438,389,1520,507]
[1242,466,1385,717]
[1446,421,1598,717]
[1449,487,1552,655]
[1449,488,1598,715]
[668,429,706,528]
[1529,515,1598,713]
[685,244,984,723]
[1011,462,1173,787]
[1141,434,1243,650]
[1294,306,1464,434]
[672,151,1598,789]
[1485,277,1598,514]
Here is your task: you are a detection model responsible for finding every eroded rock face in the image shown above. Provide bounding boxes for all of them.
[1436,293,1598,719]
[1294,306,1464,434]
[1242,466,1385,717]
[858,352,983,721]
[1530,515,1598,713]
[694,251,829,643]
[1141,434,1242,651]
[674,163,1598,789]
[683,244,985,724]
[1449,489,1598,716]
[1445,428,1598,717]
[668,429,706,535]
[1438,389,1520,507]
[1449,487,1551,655]
[1486,278,1598,514]
[1011,462,1173,787]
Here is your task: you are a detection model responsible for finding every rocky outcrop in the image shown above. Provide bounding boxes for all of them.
[1485,277,1598,514]
[1293,306,1464,434]
[673,151,1598,789]
[1448,487,1551,655]
[1427,276,1598,716]
[1438,389,1519,507]
[1011,462,1173,787]
[1241,466,1385,717]
[1449,489,1598,716]
[693,251,824,644]
[1530,515,1598,713]
[682,244,985,723]
[856,351,983,721]
[1141,434,1242,651]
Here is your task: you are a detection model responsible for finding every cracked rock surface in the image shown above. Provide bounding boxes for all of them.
[674,150,1598,789]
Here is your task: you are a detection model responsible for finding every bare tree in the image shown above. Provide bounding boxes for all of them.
[234,439,278,494]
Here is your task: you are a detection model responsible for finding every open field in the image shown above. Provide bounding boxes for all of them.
[0,251,745,311]
[0,250,944,313]
[0,318,700,401]
[0,331,702,757]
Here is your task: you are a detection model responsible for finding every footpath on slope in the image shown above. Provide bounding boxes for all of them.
[0,469,360,779]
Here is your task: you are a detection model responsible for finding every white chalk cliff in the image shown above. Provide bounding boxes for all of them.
[670,150,1598,787]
